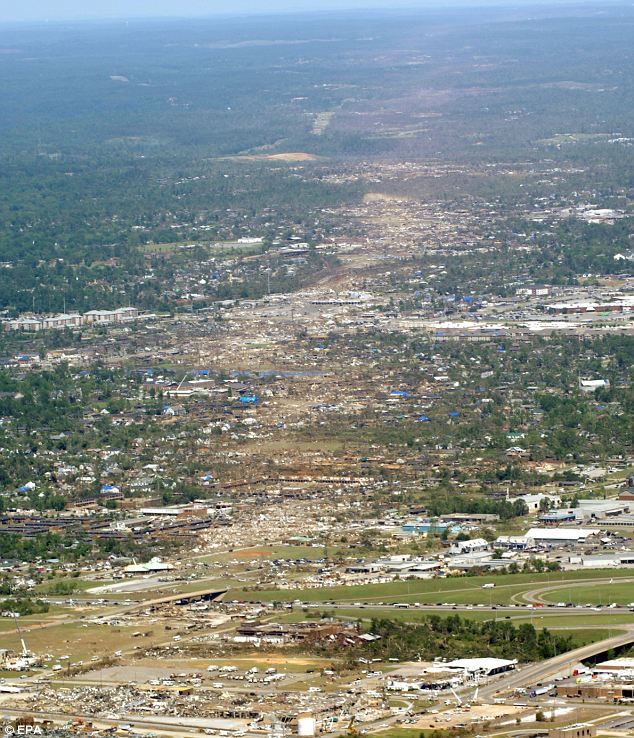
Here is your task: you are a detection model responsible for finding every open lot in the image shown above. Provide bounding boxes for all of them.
[233,570,634,605]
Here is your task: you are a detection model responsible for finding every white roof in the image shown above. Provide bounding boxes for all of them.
[526,527,599,541]
[124,561,173,573]
[442,658,517,672]
[455,538,489,549]
[139,507,184,516]
[577,499,626,510]
[596,658,634,670]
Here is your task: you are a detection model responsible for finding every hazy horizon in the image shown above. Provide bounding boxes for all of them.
[0,0,612,24]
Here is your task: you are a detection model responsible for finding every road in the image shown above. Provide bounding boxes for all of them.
[317,601,634,615]
[0,707,248,738]
[516,576,634,605]
[479,626,634,700]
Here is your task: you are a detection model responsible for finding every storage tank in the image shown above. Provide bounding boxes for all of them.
[297,713,316,737]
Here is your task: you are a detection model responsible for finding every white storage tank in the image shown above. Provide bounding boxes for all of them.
[297,713,316,737]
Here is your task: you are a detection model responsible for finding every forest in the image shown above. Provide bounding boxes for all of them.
[1,6,633,311]
[354,616,575,662]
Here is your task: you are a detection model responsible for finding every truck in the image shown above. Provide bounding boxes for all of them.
[529,684,554,697]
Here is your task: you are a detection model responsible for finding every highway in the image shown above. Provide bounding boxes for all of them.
[479,626,634,700]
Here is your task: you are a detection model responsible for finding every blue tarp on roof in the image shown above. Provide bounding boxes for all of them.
[416,415,431,422]
[239,395,258,404]
[448,411,460,417]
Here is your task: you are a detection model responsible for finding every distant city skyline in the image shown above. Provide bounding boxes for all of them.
[0,0,609,24]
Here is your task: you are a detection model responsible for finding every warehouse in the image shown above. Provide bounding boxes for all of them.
[525,527,600,546]
[550,724,596,738]
[124,558,174,574]
[574,500,630,520]
[557,681,634,700]
[594,658,634,675]
[449,538,489,555]
[427,658,517,678]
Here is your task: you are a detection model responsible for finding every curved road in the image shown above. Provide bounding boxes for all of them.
[514,576,634,605]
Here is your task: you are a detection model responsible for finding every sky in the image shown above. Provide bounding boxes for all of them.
[0,0,598,24]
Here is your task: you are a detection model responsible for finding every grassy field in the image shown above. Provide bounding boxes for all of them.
[541,582,634,606]
[133,653,333,673]
[509,611,634,627]
[313,607,498,623]
[33,577,110,595]
[0,620,176,664]
[294,607,634,641]
[0,606,77,633]
[231,569,634,605]
[548,628,624,646]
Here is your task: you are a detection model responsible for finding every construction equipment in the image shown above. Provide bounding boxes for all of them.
[347,717,360,737]
[449,686,462,707]
[14,616,29,657]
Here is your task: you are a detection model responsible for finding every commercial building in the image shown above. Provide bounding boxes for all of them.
[549,724,596,738]
[546,296,634,314]
[525,527,600,545]
[579,379,610,393]
[495,535,529,550]
[439,513,500,524]
[427,657,517,678]
[594,658,634,675]
[449,538,489,555]
[402,520,448,534]
[124,558,174,574]
[557,681,634,700]
[567,553,634,568]
[574,499,630,520]
[3,307,141,332]
[42,313,82,330]
[519,493,562,513]
[538,510,577,524]
[516,286,551,297]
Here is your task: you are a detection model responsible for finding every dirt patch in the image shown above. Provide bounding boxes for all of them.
[234,550,270,557]
[413,703,527,730]
[71,664,193,684]
[226,152,320,162]
[363,192,407,203]
[245,653,329,666]
[266,152,319,161]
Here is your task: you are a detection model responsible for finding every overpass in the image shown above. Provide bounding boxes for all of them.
[122,587,228,613]
[480,627,634,700]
